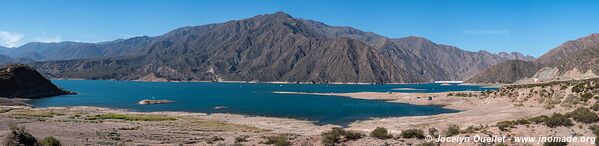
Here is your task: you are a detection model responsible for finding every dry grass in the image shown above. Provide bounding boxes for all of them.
[86,113,177,121]
[8,109,64,118]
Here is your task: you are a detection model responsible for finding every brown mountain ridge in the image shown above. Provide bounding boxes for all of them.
[28,12,532,83]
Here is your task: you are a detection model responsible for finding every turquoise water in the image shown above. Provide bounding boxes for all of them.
[28,80,495,125]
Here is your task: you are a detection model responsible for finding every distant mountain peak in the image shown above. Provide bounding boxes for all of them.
[537,33,599,64]
[272,11,292,18]
[394,36,435,45]
[255,11,294,20]
[495,51,535,61]
[402,36,431,41]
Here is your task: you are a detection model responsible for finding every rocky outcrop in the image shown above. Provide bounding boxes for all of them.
[496,52,535,61]
[392,36,534,80]
[0,64,74,98]
[465,60,543,84]
[138,99,174,105]
[468,33,599,84]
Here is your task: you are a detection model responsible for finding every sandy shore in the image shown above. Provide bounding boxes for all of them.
[275,91,564,132]
[0,105,337,145]
[3,81,597,145]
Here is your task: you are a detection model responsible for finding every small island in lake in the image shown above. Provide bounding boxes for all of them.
[137,99,174,105]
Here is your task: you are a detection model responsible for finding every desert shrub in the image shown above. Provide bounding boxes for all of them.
[591,103,599,111]
[572,83,586,93]
[445,125,460,136]
[497,121,515,131]
[581,93,594,102]
[529,115,549,124]
[567,108,599,123]
[400,129,424,139]
[514,119,530,125]
[462,126,479,133]
[589,125,599,136]
[205,136,224,144]
[428,128,438,137]
[343,131,364,141]
[545,113,573,128]
[543,141,568,146]
[234,135,249,143]
[451,92,475,97]
[561,94,580,107]
[321,127,363,145]
[370,127,392,139]
[263,135,291,146]
[3,124,39,146]
[321,128,344,145]
[40,136,61,146]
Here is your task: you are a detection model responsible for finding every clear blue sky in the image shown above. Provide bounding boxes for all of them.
[1,0,598,57]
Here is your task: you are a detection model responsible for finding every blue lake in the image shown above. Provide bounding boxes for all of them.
[27,80,496,125]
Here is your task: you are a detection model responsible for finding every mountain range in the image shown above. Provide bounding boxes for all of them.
[1,12,535,83]
[467,33,599,83]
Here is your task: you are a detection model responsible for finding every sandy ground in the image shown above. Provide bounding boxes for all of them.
[0,106,337,145]
[273,91,597,146]
[1,86,597,145]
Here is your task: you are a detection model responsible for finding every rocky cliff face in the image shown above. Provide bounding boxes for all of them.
[467,33,599,83]
[391,36,533,80]
[496,52,535,61]
[465,60,543,84]
[0,64,73,98]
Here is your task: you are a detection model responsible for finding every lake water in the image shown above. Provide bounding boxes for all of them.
[27,80,496,125]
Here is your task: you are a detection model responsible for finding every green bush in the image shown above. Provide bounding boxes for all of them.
[591,103,599,111]
[567,108,599,123]
[589,125,599,136]
[496,121,514,131]
[263,135,291,146]
[445,125,460,136]
[321,127,363,145]
[321,128,344,145]
[572,83,586,93]
[545,113,573,128]
[343,131,364,141]
[514,119,530,125]
[400,129,424,139]
[370,127,392,139]
[529,115,549,124]
[40,137,61,146]
[3,124,39,146]
[543,141,568,146]
[581,93,594,102]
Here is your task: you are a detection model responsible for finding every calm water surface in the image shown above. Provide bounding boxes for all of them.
[27,80,496,125]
